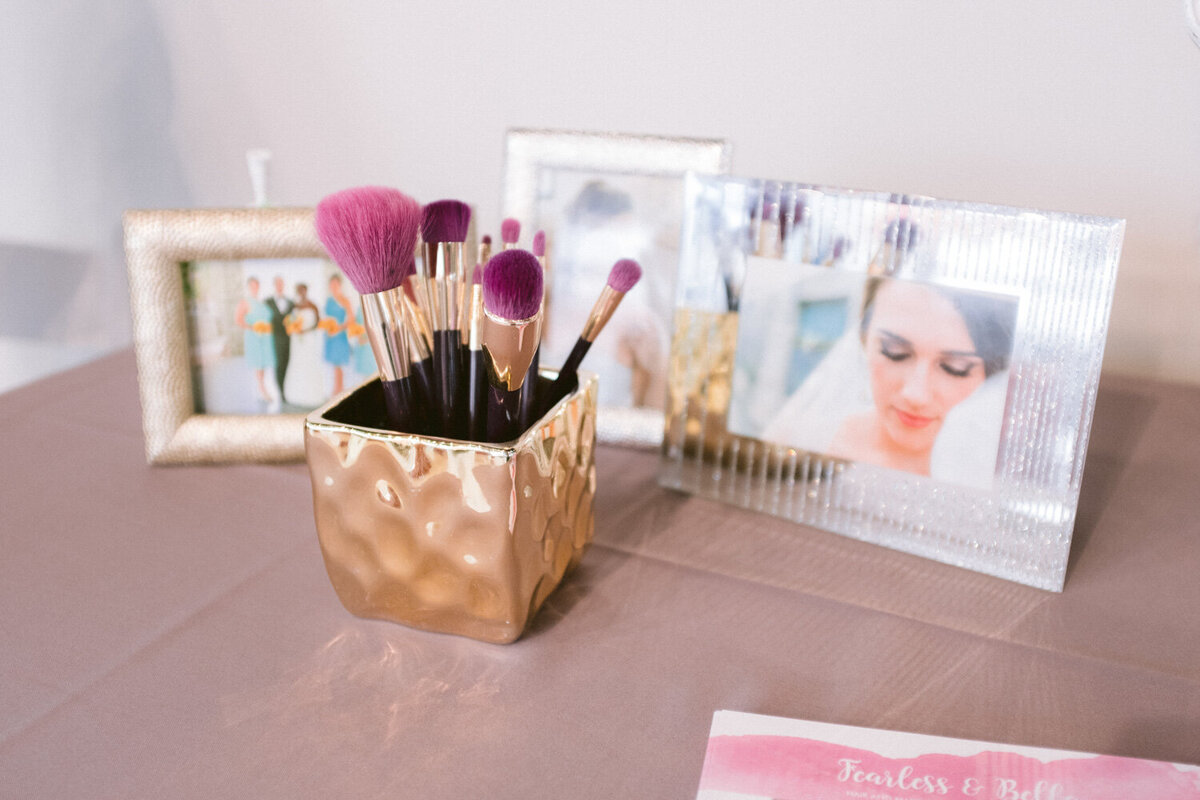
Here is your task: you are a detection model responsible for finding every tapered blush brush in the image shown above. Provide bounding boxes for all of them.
[546,258,641,409]
[480,249,543,442]
[421,199,472,437]
[315,186,423,432]
[500,218,521,250]
[466,265,486,441]
[517,230,549,431]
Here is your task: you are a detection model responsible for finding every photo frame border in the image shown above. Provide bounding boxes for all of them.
[502,128,732,448]
[124,207,325,464]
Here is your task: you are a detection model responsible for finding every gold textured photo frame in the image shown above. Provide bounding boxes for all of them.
[502,128,731,448]
[125,207,328,464]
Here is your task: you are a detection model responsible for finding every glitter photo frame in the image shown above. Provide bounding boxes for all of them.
[659,174,1124,590]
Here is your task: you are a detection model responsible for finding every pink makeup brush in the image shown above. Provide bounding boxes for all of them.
[500,217,521,250]
[546,258,641,409]
[478,234,493,267]
[466,264,486,441]
[421,199,472,437]
[517,229,549,431]
[480,249,543,442]
[315,186,424,432]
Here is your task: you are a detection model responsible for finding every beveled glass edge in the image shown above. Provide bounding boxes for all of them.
[500,128,733,449]
[124,207,325,464]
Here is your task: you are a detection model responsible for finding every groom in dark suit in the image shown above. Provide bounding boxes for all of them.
[266,276,295,405]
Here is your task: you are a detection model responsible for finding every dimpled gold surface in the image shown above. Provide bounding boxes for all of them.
[305,372,597,644]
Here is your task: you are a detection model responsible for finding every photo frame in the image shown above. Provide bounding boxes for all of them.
[502,128,731,447]
[125,207,335,464]
[659,174,1124,590]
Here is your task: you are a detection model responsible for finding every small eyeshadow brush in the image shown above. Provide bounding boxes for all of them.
[545,258,641,409]
[314,186,423,432]
[500,217,521,250]
[480,249,543,442]
[421,199,472,437]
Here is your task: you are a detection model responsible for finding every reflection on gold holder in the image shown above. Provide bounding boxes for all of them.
[305,370,597,644]
[661,308,843,501]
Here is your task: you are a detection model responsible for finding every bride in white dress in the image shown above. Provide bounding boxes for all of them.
[283,282,327,410]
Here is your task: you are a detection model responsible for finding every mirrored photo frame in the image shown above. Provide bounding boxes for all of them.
[502,128,731,448]
[659,174,1125,590]
[125,207,332,464]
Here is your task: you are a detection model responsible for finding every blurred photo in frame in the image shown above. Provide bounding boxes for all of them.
[660,174,1124,590]
[502,128,731,447]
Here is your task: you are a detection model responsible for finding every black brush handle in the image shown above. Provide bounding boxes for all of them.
[486,384,521,443]
[433,330,462,438]
[467,349,487,442]
[380,377,416,434]
[517,348,540,433]
[544,337,590,413]
[409,356,436,435]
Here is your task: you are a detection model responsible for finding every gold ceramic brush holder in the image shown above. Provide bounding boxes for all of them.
[305,370,598,644]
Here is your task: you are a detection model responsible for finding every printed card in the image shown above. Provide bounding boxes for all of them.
[697,711,1200,800]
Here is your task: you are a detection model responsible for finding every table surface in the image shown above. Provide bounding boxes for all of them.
[1,351,1198,798]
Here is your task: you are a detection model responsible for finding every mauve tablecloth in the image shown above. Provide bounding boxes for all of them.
[0,351,1197,798]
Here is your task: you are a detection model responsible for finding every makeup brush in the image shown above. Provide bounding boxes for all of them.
[478,234,493,267]
[421,199,472,438]
[546,258,641,408]
[867,219,918,276]
[480,249,543,442]
[517,230,549,431]
[466,265,487,441]
[500,218,521,250]
[315,186,423,432]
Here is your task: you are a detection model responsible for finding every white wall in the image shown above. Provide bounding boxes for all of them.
[5,0,1199,384]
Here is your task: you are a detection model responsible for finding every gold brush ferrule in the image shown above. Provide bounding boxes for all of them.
[480,309,543,392]
[400,295,431,362]
[360,291,410,381]
[468,285,484,352]
[457,278,470,342]
[400,288,434,355]
[421,242,465,331]
[580,285,624,342]
[478,240,492,266]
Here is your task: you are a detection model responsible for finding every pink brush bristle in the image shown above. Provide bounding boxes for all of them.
[500,218,520,245]
[482,250,543,320]
[421,199,472,244]
[315,186,422,295]
[472,264,482,285]
[532,230,546,257]
[607,258,642,293]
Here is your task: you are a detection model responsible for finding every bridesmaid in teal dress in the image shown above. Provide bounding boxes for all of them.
[351,308,377,380]
[236,277,275,406]
[323,274,353,396]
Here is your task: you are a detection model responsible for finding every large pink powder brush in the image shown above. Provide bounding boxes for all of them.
[480,249,543,442]
[546,258,641,409]
[315,186,425,432]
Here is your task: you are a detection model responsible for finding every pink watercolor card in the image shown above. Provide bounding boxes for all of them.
[696,711,1200,800]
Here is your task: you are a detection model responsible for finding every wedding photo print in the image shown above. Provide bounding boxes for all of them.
[727,259,1019,490]
[183,257,373,415]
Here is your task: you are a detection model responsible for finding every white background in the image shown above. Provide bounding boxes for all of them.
[2,0,1198,387]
